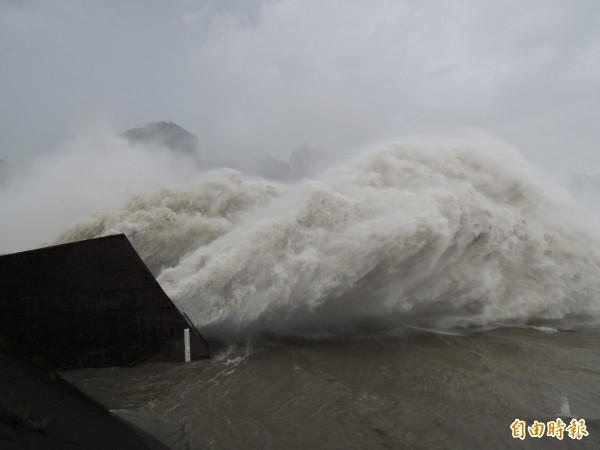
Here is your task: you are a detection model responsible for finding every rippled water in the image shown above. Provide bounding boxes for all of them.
[64,327,600,449]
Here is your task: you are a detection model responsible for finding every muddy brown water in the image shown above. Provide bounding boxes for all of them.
[63,327,600,449]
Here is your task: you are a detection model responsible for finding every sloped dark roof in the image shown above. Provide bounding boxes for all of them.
[0,234,208,369]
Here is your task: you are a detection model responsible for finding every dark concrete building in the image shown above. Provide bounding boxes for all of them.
[0,234,208,369]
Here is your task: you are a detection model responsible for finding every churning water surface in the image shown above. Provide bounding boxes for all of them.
[64,328,600,449]
[57,139,600,448]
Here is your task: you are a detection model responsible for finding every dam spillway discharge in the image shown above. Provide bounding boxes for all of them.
[0,234,209,369]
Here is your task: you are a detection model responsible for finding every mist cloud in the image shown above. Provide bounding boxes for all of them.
[2,0,599,174]
[0,119,200,253]
[1,0,600,224]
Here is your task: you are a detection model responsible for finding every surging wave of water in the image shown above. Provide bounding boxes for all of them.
[55,140,600,340]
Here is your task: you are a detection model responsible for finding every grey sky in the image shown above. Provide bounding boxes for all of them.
[1,0,599,175]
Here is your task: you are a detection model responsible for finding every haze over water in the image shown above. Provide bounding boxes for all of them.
[3,1,600,448]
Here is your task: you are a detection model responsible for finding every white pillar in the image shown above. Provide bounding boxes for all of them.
[184,328,191,362]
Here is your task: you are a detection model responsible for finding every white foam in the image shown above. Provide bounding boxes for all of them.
[55,139,600,340]
[560,394,571,416]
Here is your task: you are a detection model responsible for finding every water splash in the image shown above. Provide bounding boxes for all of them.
[560,394,571,416]
[56,139,600,340]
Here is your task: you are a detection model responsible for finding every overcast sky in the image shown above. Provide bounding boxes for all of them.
[1,0,599,176]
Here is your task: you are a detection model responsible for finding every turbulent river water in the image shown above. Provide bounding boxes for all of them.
[64,328,600,449]
[53,139,600,448]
